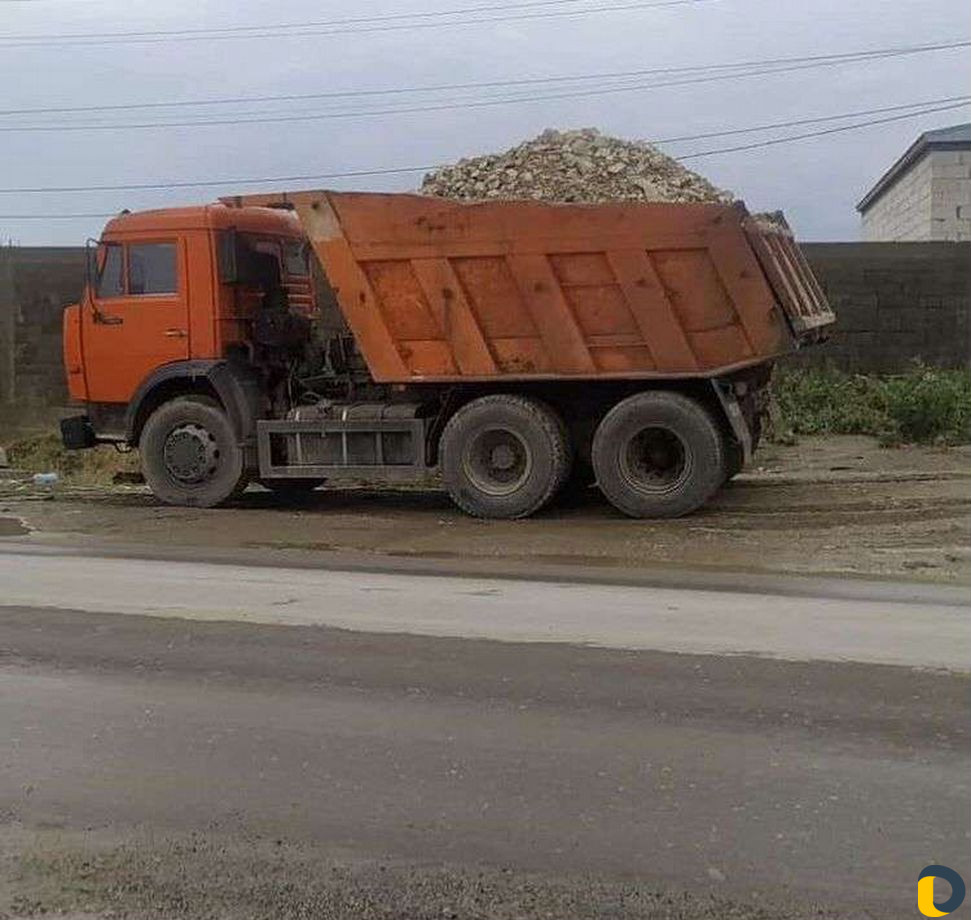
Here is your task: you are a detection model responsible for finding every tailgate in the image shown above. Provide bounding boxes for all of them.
[743,213,835,344]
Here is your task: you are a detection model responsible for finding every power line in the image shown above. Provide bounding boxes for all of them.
[2,45,962,133]
[0,165,437,194]
[2,40,964,117]
[0,0,714,47]
[1,98,966,219]
[2,95,967,195]
[0,0,686,38]
[678,100,970,159]
[654,95,971,144]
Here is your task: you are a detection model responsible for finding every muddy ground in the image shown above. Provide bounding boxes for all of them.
[1,435,968,583]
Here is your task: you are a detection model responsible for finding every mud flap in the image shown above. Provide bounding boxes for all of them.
[710,379,752,465]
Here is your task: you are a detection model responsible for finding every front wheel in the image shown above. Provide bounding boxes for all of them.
[592,391,726,518]
[139,397,246,507]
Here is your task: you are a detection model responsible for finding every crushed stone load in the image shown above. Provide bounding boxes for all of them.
[420,127,733,205]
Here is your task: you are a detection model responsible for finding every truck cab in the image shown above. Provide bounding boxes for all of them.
[64,204,311,428]
[61,204,319,503]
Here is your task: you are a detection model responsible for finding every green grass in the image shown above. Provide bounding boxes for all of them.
[769,364,971,446]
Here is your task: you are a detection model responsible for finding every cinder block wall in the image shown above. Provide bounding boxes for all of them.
[861,149,971,242]
[861,155,934,241]
[0,246,85,407]
[799,241,970,372]
[930,149,971,241]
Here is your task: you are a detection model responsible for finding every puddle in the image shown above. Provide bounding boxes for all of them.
[0,516,30,536]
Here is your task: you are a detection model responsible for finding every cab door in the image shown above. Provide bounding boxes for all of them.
[82,237,189,404]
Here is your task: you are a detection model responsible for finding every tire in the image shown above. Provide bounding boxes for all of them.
[440,394,571,519]
[534,397,574,497]
[592,391,726,518]
[139,397,246,508]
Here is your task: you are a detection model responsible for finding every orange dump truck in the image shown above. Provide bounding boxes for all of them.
[61,190,833,518]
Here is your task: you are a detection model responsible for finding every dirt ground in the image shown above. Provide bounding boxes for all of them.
[1,435,968,584]
[0,824,840,920]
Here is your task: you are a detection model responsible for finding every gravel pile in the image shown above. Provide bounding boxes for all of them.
[421,127,733,204]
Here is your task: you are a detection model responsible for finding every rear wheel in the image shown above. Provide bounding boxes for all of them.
[139,397,246,507]
[592,391,726,518]
[440,394,570,519]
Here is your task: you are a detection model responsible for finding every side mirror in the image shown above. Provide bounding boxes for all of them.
[84,238,97,297]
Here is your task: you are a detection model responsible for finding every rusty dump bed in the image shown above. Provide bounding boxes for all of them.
[226,191,834,383]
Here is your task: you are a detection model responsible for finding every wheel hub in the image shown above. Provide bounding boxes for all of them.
[463,427,532,496]
[490,443,517,470]
[163,423,219,484]
[621,427,690,494]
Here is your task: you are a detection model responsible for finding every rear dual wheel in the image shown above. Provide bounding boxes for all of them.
[440,394,571,519]
[592,391,726,518]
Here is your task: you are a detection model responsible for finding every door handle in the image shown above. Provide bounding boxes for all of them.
[164,328,187,338]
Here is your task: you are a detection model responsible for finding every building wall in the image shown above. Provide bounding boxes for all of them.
[861,149,971,241]
[929,149,971,241]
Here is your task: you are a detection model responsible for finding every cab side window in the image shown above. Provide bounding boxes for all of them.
[129,243,177,295]
[95,241,178,298]
[282,240,309,278]
[96,243,124,298]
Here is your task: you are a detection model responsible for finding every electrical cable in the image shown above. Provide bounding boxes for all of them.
[1,97,966,218]
[1,39,964,117]
[1,46,963,133]
[3,95,967,194]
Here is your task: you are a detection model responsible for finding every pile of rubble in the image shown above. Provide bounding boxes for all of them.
[420,127,733,204]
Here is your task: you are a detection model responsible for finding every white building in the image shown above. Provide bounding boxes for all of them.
[857,123,971,241]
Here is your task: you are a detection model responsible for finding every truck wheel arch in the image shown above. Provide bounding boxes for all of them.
[125,360,263,447]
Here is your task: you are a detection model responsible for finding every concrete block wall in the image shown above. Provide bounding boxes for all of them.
[930,150,971,241]
[798,241,971,373]
[861,150,971,242]
[0,242,968,410]
[0,246,85,407]
[861,155,933,241]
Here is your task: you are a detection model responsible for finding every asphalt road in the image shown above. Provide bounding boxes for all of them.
[1,544,969,668]
[1,544,968,919]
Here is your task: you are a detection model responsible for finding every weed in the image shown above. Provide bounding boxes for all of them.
[769,364,971,445]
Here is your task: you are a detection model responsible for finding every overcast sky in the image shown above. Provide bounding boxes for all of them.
[0,0,968,245]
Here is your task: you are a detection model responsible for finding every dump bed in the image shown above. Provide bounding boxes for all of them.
[225,191,834,383]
